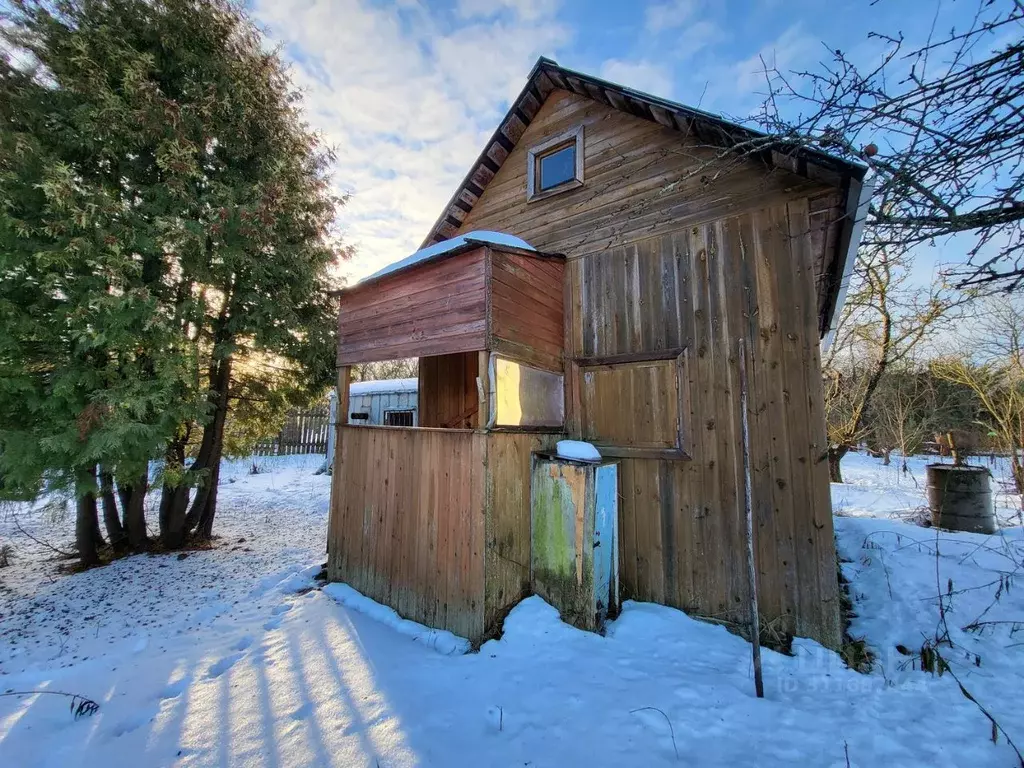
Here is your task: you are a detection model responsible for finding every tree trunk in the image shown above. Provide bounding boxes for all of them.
[159,436,190,549]
[828,445,849,484]
[882,449,891,466]
[117,482,132,523]
[99,468,127,552]
[75,469,101,567]
[185,354,233,540]
[1011,451,1024,495]
[122,472,150,550]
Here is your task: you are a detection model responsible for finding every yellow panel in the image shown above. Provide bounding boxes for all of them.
[494,357,565,427]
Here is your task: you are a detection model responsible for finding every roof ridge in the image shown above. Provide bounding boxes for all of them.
[420,56,866,250]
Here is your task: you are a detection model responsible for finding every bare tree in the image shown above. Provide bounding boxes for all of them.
[821,244,966,482]
[934,297,1024,491]
[869,363,934,474]
[750,0,1024,290]
[353,359,418,382]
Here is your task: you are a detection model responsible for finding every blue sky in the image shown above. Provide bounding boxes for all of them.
[251,0,983,285]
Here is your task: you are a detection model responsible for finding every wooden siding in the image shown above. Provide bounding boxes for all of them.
[489,250,565,371]
[569,211,839,646]
[484,431,563,634]
[327,426,561,643]
[580,359,679,450]
[336,248,487,365]
[328,425,487,640]
[453,91,842,647]
[456,89,846,329]
[419,352,479,428]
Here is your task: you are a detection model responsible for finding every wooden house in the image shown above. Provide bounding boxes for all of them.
[328,58,869,649]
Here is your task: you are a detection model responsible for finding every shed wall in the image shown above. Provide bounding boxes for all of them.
[327,426,562,643]
[337,248,488,364]
[484,431,563,634]
[419,352,480,428]
[348,390,418,426]
[455,88,842,646]
[328,426,487,640]
[489,250,566,372]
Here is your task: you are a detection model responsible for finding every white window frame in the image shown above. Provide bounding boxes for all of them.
[526,125,584,202]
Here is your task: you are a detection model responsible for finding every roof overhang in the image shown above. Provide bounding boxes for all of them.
[421,57,868,250]
[330,235,564,298]
[419,57,870,339]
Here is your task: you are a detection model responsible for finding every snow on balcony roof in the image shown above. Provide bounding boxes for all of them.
[350,378,418,396]
[360,230,536,284]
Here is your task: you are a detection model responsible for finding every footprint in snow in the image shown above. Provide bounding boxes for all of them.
[263,603,292,631]
[290,702,313,721]
[206,651,244,679]
[110,703,160,738]
[234,634,254,651]
[157,678,189,701]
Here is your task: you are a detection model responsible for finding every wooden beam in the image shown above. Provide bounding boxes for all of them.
[336,366,351,426]
[477,351,490,428]
[590,446,691,461]
[575,347,686,368]
[329,364,351,581]
[738,337,764,698]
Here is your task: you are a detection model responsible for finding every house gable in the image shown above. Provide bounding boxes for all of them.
[455,88,831,253]
[426,58,868,338]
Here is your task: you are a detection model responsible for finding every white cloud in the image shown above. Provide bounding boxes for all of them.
[731,24,819,94]
[671,19,725,59]
[598,59,674,98]
[253,0,569,284]
[644,0,698,33]
[455,0,550,22]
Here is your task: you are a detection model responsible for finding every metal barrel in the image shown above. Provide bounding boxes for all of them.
[926,464,997,534]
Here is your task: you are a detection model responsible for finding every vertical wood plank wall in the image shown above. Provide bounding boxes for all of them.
[454,87,843,647]
[328,425,487,640]
[419,352,480,428]
[327,426,563,643]
[563,211,839,645]
[484,431,563,634]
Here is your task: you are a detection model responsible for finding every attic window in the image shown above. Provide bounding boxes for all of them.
[527,126,584,201]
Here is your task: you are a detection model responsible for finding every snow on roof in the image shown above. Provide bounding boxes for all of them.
[350,378,418,396]
[361,231,535,284]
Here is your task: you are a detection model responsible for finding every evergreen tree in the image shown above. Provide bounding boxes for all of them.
[0,0,340,556]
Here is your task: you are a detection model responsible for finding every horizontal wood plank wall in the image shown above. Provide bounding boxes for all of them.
[484,431,563,634]
[328,425,486,641]
[419,352,479,428]
[337,248,488,364]
[455,89,835,302]
[489,250,565,372]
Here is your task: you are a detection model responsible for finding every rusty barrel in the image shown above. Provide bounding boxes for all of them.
[926,464,997,534]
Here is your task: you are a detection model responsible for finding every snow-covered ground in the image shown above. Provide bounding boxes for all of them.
[0,451,1021,766]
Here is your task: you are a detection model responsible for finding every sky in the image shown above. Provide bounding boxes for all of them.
[249,0,987,287]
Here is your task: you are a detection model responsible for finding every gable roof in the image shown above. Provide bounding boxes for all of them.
[422,57,867,250]
[420,57,870,341]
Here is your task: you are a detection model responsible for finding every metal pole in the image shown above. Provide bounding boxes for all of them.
[738,337,764,698]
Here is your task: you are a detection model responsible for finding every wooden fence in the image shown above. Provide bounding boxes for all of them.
[253,404,331,456]
[329,426,487,639]
[326,425,562,642]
